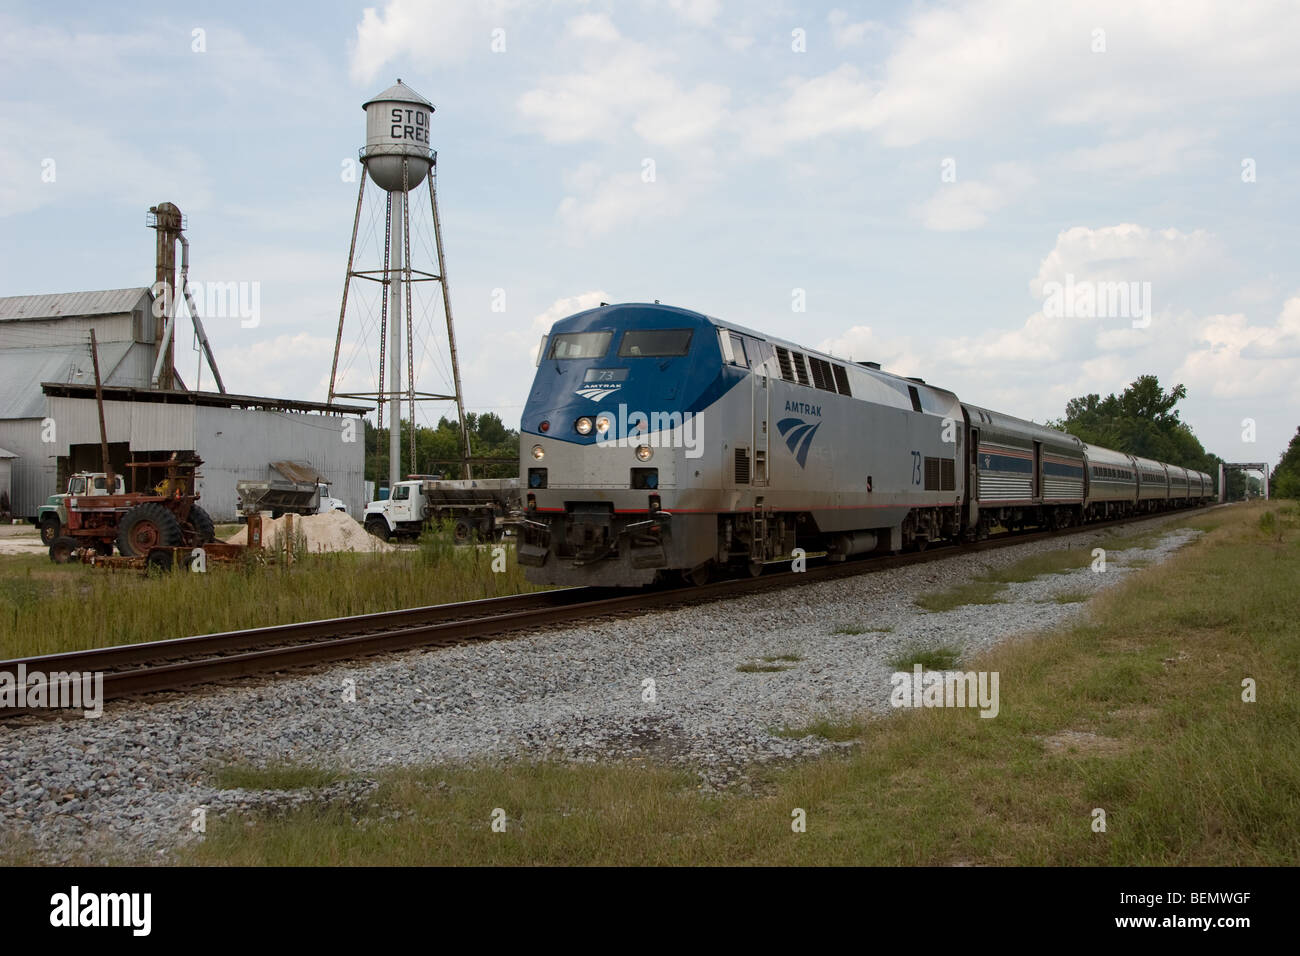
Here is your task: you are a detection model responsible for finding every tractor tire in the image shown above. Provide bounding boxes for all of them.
[189,504,217,544]
[146,549,174,573]
[39,517,61,546]
[116,502,183,557]
[49,536,78,564]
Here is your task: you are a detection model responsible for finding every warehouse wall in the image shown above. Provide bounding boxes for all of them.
[193,407,365,520]
[0,419,55,517]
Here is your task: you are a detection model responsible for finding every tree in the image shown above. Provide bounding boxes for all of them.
[363,412,521,485]
[1272,426,1300,499]
[1051,375,1224,494]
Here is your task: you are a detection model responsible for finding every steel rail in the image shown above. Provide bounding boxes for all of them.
[0,506,1215,717]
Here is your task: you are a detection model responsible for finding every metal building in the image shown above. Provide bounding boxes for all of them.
[0,288,369,520]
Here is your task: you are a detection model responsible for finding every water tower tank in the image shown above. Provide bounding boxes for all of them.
[361,79,433,192]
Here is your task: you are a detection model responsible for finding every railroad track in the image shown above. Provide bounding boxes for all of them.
[0,507,1212,718]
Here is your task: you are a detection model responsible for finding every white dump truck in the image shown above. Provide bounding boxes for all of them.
[362,476,520,543]
[236,461,348,519]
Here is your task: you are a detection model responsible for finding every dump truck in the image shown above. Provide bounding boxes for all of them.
[362,476,521,542]
[235,461,348,519]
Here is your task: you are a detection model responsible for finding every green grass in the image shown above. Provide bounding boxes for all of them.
[1051,591,1091,604]
[736,662,792,673]
[0,526,542,658]
[833,625,892,635]
[172,501,1298,866]
[773,716,869,742]
[762,653,803,663]
[888,645,962,671]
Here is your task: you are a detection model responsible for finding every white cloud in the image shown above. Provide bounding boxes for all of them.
[1029,223,1218,298]
[917,162,1034,231]
[828,9,881,48]
[350,0,518,84]
[1062,129,1216,178]
[557,169,682,238]
[516,17,730,146]
[532,291,610,333]
[666,0,721,27]
[754,0,1300,150]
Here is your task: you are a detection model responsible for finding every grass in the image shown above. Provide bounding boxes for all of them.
[0,523,542,659]
[773,716,870,742]
[736,662,792,673]
[889,645,962,671]
[833,625,892,635]
[173,501,1299,865]
[913,515,1210,612]
[762,653,803,663]
[1051,591,1091,604]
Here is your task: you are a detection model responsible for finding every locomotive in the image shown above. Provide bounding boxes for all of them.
[516,303,1212,587]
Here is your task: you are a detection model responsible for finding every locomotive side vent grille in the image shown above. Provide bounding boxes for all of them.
[775,347,794,382]
[940,458,956,491]
[832,363,852,396]
[809,357,836,393]
[735,447,751,484]
[924,456,941,491]
[791,351,811,387]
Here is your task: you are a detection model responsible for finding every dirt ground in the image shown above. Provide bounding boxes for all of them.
[0,522,46,555]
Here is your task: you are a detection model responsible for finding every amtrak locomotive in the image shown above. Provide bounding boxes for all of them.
[517,303,1212,587]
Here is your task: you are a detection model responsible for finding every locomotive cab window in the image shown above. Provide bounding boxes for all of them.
[618,329,693,357]
[548,331,613,359]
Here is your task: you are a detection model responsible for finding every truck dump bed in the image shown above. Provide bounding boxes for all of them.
[418,477,521,509]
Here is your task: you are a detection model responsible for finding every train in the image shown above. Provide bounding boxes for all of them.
[515,303,1212,587]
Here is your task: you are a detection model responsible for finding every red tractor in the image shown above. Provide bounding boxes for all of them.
[48,453,218,566]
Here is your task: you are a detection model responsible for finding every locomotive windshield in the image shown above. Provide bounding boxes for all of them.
[548,332,612,359]
[618,329,693,357]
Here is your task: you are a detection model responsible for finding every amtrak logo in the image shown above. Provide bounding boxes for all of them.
[574,383,622,402]
[777,417,821,468]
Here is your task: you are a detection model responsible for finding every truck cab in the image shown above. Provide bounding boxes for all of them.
[36,472,126,545]
[362,479,425,540]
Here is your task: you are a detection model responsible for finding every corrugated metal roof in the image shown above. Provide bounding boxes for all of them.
[0,288,150,322]
[0,342,132,418]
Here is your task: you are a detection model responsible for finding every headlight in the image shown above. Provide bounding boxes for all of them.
[531,444,545,460]
[636,445,653,462]
[575,417,593,435]
[595,415,611,434]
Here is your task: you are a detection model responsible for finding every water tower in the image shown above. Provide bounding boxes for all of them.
[328,79,472,484]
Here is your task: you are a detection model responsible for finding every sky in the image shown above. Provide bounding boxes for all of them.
[2,0,1298,468]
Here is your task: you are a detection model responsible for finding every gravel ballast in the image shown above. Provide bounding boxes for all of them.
[0,514,1204,862]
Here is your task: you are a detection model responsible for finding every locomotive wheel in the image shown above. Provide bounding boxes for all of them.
[116,502,183,557]
[685,561,713,586]
[39,517,61,545]
[189,504,217,544]
[747,560,764,578]
[48,535,78,564]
